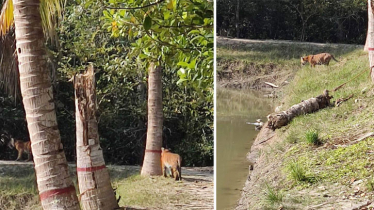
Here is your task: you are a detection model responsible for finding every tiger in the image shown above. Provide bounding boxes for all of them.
[161,147,182,181]
[7,137,32,161]
[300,53,339,67]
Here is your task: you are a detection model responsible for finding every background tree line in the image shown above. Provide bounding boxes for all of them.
[217,0,367,44]
[0,0,213,167]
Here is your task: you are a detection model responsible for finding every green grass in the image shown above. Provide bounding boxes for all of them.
[305,129,320,145]
[0,165,40,210]
[263,183,283,206]
[217,38,360,67]
[366,178,374,192]
[114,174,190,209]
[287,161,308,183]
[0,165,191,210]
[286,160,317,185]
[285,130,298,144]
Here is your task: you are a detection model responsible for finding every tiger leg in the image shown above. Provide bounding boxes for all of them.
[162,163,167,177]
[16,149,23,161]
[178,166,182,181]
[174,168,180,181]
[27,152,32,161]
[171,168,179,180]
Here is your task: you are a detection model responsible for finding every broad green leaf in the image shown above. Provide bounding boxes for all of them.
[143,16,152,30]
[188,59,196,69]
[167,0,173,10]
[177,61,189,67]
[163,11,170,20]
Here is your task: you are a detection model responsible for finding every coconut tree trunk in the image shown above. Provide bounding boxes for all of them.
[235,0,240,38]
[12,0,79,209]
[365,0,373,51]
[141,63,163,176]
[368,0,374,82]
[74,65,119,210]
[267,90,332,130]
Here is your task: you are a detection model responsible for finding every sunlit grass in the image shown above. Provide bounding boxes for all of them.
[0,164,195,210]
[305,129,320,145]
[263,183,283,206]
[114,175,190,208]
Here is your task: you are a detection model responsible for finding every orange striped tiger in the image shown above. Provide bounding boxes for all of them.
[8,137,32,161]
[301,53,338,67]
[161,147,182,181]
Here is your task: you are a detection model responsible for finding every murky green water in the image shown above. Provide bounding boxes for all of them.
[217,88,274,210]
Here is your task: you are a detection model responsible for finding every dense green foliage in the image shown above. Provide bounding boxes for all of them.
[104,0,214,96]
[217,0,367,44]
[0,0,213,166]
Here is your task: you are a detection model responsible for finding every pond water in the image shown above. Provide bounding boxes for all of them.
[216,88,275,210]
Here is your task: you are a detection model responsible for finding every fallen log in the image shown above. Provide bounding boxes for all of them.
[267,90,333,130]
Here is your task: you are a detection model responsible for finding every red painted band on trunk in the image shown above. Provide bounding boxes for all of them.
[76,165,106,172]
[145,149,161,153]
[39,185,76,201]
[368,48,374,51]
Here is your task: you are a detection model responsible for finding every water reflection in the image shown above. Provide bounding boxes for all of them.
[217,88,274,210]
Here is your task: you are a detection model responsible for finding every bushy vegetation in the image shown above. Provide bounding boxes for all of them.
[0,0,213,166]
[217,0,367,44]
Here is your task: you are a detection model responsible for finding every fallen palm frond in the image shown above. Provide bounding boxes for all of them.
[0,0,13,36]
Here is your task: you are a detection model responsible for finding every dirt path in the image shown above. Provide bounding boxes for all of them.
[0,161,214,210]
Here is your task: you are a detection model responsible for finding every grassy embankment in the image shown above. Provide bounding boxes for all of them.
[218,39,374,209]
[0,164,187,210]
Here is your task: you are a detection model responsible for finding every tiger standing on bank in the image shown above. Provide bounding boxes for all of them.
[301,53,339,67]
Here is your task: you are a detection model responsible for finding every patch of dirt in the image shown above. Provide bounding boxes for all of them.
[217,38,294,92]
[217,60,293,91]
[0,161,213,210]
[218,62,291,90]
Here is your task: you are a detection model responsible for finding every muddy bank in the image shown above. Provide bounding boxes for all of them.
[217,60,293,91]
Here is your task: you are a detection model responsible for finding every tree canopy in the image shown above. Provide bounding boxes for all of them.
[0,0,213,166]
[217,0,367,44]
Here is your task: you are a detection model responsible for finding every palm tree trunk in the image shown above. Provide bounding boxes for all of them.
[141,63,163,176]
[365,0,372,51]
[267,90,332,130]
[12,0,79,209]
[74,65,119,210]
[236,0,240,38]
[368,0,374,82]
